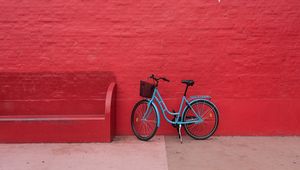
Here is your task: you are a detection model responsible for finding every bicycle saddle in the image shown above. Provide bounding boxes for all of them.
[181,80,194,86]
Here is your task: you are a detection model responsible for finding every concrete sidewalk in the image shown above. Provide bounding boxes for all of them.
[165,136,300,170]
[0,136,168,170]
[0,136,299,170]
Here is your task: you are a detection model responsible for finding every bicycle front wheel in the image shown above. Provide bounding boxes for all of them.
[131,99,158,141]
[183,99,219,140]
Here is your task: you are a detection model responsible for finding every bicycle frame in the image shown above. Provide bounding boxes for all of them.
[142,88,203,127]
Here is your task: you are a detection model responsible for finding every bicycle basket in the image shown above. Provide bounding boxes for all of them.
[140,80,155,98]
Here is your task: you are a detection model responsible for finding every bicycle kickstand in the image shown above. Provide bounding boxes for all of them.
[178,124,183,144]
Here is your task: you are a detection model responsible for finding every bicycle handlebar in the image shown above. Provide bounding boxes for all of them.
[161,77,170,82]
[149,74,170,82]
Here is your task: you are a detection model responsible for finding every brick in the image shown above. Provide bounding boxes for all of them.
[0,0,299,135]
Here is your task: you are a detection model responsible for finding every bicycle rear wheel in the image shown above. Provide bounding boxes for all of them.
[183,99,219,140]
[131,99,158,141]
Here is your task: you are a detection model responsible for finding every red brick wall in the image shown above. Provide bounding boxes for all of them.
[0,0,299,135]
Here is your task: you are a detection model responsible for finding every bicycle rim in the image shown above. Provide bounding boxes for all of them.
[183,100,219,140]
[131,100,158,141]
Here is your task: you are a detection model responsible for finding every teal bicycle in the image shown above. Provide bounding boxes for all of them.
[131,74,219,143]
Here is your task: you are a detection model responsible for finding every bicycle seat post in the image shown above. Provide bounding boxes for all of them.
[184,85,189,96]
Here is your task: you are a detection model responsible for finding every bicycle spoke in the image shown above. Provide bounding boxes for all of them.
[201,102,205,115]
[146,122,154,132]
[136,106,145,117]
[144,122,150,136]
[203,116,215,121]
[196,103,201,116]
[146,120,156,123]
[200,108,211,119]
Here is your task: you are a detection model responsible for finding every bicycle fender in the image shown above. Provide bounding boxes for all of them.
[146,99,161,127]
[189,95,212,101]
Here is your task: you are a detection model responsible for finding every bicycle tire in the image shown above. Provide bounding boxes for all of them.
[183,99,219,140]
[131,99,158,141]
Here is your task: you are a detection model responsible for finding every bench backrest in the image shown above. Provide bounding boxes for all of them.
[0,71,115,115]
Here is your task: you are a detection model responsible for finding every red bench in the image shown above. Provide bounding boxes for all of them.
[0,71,116,143]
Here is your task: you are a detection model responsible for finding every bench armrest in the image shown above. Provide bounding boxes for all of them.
[104,82,117,142]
